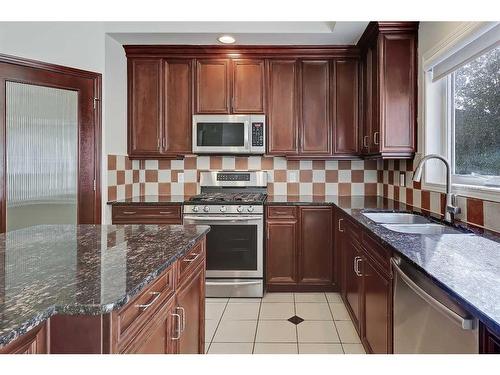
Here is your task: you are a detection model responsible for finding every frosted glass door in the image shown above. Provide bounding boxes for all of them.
[6,82,78,231]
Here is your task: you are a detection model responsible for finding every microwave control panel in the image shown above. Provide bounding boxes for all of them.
[252,122,264,147]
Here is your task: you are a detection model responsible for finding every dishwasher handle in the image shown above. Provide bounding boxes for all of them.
[391,258,476,330]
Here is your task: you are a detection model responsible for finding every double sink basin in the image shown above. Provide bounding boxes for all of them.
[362,212,467,235]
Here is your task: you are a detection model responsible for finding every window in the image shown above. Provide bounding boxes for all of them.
[450,46,500,187]
[422,22,500,200]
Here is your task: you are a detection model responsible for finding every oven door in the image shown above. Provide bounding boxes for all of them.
[183,215,263,278]
[192,115,250,154]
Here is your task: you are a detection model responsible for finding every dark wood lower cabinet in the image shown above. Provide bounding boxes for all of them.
[266,205,334,292]
[480,323,500,354]
[176,262,205,354]
[361,253,392,354]
[337,207,392,354]
[45,238,206,354]
[112,205,182,224]
[0,322,49,354]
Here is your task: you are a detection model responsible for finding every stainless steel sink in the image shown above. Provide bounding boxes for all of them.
[362,212,431,224]
[381,223,463,235]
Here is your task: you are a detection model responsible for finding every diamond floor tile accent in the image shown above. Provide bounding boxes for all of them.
[288,315,304,325]
[205,292,364,354]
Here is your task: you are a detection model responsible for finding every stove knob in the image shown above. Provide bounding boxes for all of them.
[237,206,243,213]
[247,205,254,212]
[203,206,210,213]
[220,206,227,212]
[192,206,199,213]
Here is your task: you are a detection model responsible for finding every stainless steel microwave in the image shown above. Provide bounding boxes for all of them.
[192,114,265,155]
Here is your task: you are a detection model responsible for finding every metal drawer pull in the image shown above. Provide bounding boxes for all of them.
[338,218,344,232]
[135,291,161,310]
[122,211,136,215]
[171,312,181,340]
[183,253,200,263]
[374,131,380,145]
[274,211,290,215]
[363,135,369,148]
[391,259,476,330]
[354,256,362,277]
[177,306,186,333]
[159,211,174,215]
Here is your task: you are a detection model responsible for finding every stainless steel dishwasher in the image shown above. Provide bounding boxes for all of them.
[392,257,478,353]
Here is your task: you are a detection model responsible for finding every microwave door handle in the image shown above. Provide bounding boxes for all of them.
[245,120,250,150]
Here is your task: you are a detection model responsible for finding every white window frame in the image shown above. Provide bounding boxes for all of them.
[421,22,500,203]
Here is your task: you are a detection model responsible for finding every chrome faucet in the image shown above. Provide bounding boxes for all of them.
[412,154,461,224]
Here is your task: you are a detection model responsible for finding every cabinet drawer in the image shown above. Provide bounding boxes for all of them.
[117,266,176,344]
[112,205,182,224]
[178,240,206,283]
[362,231,392,273]
[267,206,297,219]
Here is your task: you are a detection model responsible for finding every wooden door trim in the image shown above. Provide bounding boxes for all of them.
[0,53,102,232]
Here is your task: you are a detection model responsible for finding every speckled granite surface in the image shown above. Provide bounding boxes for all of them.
[268,195,500,337]
[0,224,209,348]
[108,195,189,205]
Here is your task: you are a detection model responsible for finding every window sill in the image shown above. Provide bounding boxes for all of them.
[422,181,500,203]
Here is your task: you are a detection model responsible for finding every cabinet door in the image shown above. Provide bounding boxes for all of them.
[232,59,265,113]
[176,263,205,354]
[299,60,331,155]
[267,60,298,155]
[298,207,333,285]
[266,220,298,285]
[343,235,362,328]
[128,58,162,156]
[164,59,192,155]
[0,323,48,354]
[122,297,176,354]
[333,59,359,156]
[362,255,391,354]
[379,33,416,155]
[195,59,230,113]
[362,45,379,154]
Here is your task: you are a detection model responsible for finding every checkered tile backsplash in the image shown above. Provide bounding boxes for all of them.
[107,154,379,200]
[380,159,500,234]
[107,154,499,234]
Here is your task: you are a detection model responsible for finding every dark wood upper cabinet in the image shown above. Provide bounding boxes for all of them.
[232,59,265,113]
[298,207,333,286]
[332,59,360,156]
[128,58,162,156]
[163,59,192,155]
[299,60,331,155]
[195,59,230,114]
[128,57,192,158]
[267,60,298,155]
[358,22,418,158]
[196,59,231,113]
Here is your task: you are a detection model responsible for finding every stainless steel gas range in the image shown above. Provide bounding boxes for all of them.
[183,171,267,298]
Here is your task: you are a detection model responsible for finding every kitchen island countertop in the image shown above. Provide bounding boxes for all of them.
[0,224,210,348]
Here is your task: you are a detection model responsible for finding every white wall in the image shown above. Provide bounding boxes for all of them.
[417,22,470,155]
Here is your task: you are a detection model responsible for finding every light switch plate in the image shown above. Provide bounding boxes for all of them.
[399,172,406,187]
[178,173,184,183]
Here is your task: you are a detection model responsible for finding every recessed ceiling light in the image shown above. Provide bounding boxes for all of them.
[218,35,236,44]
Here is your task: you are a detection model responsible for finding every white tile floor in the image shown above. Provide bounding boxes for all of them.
[205,292,366,354]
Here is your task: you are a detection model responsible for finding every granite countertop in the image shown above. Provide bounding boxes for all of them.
[0,224,210,348]
[267,194,500,337]
[108,195,189,205]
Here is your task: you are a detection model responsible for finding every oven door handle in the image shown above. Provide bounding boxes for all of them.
[206,280,262,286]
[184,215,262,222]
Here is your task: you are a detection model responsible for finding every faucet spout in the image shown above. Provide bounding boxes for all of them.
[412,154,460,223]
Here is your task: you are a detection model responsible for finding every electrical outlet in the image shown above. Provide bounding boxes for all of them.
[289,171,298,183]
[178,172,184,183]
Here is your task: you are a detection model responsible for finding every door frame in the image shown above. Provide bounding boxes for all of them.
[0,53,102,232]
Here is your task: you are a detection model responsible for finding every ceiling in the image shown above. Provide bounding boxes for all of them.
[107,21,369,45]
